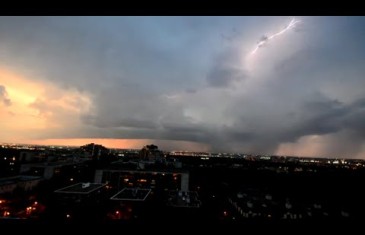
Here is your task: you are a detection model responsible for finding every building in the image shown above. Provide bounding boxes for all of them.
[80,143,109,160]
[139,144,164,162]
[53,182,107,221]
[0,175,42,194]
[20,160,88,180]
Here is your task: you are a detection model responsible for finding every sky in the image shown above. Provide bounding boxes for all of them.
[1,16,365,158]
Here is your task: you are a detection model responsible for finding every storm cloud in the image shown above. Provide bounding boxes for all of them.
[206,46,248,87]
[1,16,365,158]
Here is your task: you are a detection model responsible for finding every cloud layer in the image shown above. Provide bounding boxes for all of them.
[1,16,365,158]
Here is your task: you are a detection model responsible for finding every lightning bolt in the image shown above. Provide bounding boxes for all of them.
[251,18,301,55]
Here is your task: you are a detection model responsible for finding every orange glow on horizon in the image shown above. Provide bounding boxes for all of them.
[24,138,149,149]
[5,138,209,151]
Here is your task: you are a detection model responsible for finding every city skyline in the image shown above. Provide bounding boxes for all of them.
[1,16,365,158]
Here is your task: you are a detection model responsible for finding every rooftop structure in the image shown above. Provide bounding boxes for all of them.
[55,182,106,194]
[110,188,151,201]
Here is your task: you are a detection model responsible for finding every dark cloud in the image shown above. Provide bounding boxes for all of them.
[208,95,362,155]
[206,46,248,88]
[341,98,365,136]
[207,67,246,88]
[185,88,197,94]
[0,85,11,106]
[82,114,157,129]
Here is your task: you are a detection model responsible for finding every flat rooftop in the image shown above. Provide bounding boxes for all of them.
[54,182,106,194]
[110,188,151,201]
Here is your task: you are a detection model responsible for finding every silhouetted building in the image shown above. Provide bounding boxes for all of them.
[80,143,109,160]
[139,144,164,162]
